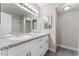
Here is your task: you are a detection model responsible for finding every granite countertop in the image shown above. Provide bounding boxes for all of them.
[0,32,49,50]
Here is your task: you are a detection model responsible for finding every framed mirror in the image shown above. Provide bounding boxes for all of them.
[43,16,52,29]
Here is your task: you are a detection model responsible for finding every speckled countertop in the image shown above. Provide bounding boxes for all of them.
[0,32,49,50]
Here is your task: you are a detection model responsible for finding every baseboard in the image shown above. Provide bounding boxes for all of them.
[48,48,56,53]
[57,44,78,52]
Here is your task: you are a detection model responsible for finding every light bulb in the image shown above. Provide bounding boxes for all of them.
[63,5,71,11]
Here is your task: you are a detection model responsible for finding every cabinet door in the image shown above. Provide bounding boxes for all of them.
[18,47,35,56]
[41,35,49,56]
[21,47,37,56]
[30,47,37,56]
[8,45,26,56]
[37,45,43,56]
[44,35,49,50]
[8,42,31,56]
[1,49,8,56]
[21,49,31,56]
[0,50,1,56]
[43,35,49,49]
[36,35,49,56]
[37,37,44,47]
[42,41,48,56]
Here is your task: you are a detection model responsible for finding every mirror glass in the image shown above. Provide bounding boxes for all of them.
[43,16,52,29]
[23,18,37,33]
[0,3,38,38]
[32,19,37,30]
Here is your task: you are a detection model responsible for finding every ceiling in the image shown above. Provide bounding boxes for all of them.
[1,3,79,17]
[36,3,62,16]
[57,3,79,14]
[36,3,79,14]
[36,3,62,9]
[1,3,35,18]
[1,3,25,16]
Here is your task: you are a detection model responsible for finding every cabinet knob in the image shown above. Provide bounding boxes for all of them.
[26,52,31,56]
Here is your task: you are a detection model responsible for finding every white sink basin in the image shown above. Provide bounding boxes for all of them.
[9,35,32,41]
[8,33,45,41]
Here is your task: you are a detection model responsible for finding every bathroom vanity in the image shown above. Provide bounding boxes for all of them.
[0,3,50,56]
[0,33,49,56]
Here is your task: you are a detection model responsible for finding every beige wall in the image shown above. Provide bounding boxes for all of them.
[57,11,79,51]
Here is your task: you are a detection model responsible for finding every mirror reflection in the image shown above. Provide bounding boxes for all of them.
[0,3,38,38]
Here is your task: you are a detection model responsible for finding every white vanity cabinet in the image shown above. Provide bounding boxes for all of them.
[8,39,37,56]
[0,34,49,56]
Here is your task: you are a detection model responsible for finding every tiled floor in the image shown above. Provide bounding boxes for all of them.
[45,47,78,56]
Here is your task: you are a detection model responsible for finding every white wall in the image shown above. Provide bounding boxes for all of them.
[57,11,79,51]
[49,9,57,52]
[39,17,50,33]
[39,7,57,52]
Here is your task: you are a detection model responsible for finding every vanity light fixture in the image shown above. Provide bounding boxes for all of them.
[63,5,71,11]
[24,3,39,15]
[31,7,39,15]
[44,16,48,21]
[24,3,39,14]
[25,18,31,21]
[19,3,39,16]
